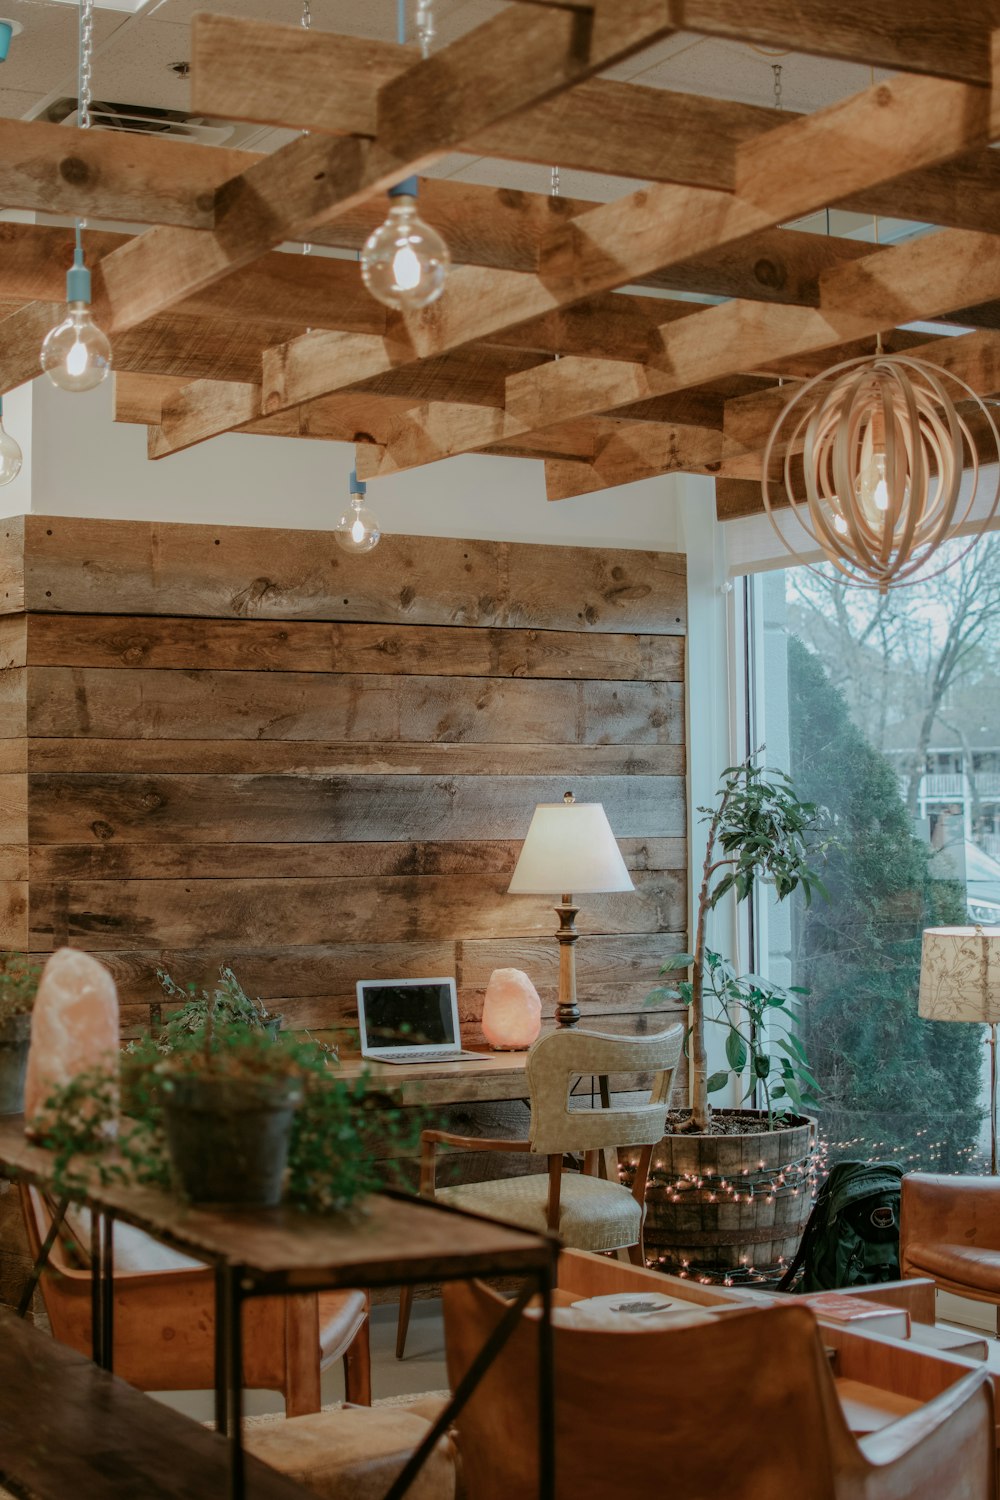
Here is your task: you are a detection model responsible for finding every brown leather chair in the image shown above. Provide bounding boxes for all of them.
[20,1185,371,1413]
[443,1279,996,1500]
[901,1172,1000,1333]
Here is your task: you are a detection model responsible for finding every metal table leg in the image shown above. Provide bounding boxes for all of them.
[90,1211,103,1367]
[225,1266,245,1500]
[17,1196,70,1319]
[383,1274,551,1500]
[100,1212,115,1373]
[214,1263,229,1436]
[537,1263,555,1500]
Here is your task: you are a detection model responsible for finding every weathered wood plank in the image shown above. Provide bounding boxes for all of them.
[15,519,686,634]
[90,930,685,1006]
[21,836,688,882]
[28,870,685,951]
[25,741,684,780]
[27,772,684,845]
[23,614,683,681]
[27,668,682,745]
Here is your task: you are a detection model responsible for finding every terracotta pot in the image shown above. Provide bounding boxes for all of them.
[641,1110,817,1280]
[0,1013,31,1116]
[162,1074,303,1207]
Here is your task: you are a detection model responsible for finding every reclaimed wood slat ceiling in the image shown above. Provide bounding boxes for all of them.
[1,0,999,514]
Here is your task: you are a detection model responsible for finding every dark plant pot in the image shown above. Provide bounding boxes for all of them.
[638,1110,817,1282]
[0,1013,31,1116]
[162,1074,303,1207]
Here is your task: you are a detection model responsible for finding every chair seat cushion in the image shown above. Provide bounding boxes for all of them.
[245,1406,456,1500]
[905,1241,1000,1296]
[435,1172,642,1253]
[317,1290,368,1364]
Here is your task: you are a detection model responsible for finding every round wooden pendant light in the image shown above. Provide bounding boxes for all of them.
[761,353,1000,592]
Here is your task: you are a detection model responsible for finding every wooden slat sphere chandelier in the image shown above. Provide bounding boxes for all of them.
[761,353,1000,592]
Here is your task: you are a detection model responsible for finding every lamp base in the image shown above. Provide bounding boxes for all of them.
[555,897,580,1029]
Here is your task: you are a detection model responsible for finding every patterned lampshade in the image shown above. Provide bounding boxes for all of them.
[919,926,1000,1025]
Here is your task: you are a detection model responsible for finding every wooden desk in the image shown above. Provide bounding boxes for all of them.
[336,1048,529,1107]
[0,1117,557,1500]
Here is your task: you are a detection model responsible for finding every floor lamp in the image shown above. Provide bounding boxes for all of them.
[919,925,1000,1173]
[507,792,634,1029]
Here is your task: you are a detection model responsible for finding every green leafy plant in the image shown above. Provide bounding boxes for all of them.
[154,965,278,1047]
[38,1020,424,1213]
[652,755,830,1132]
[0,953,41,1027]
[658,949,820,1131]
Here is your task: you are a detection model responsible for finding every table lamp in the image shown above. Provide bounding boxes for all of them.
[507,792,634,1029]
[919,925,1000,1172]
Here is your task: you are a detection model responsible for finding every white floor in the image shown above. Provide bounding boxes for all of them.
[155,1297,450,1424]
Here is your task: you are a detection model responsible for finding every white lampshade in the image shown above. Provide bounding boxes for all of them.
[507,799,634,896]
[919,926,1000,1024]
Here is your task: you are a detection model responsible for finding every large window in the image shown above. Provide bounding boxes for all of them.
[745,535,1000,1173]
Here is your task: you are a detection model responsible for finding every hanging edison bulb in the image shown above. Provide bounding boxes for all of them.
[335,469,381,555]
[0,397,22,487]
[40,230,112,392]
[762,353,1000,592]
[361,178,450,310]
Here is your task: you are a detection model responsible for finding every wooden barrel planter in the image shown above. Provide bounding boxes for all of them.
[640,1111,817,1284]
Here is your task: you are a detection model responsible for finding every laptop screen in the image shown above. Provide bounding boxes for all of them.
[358,979,458,1051]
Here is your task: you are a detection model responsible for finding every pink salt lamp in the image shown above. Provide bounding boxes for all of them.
[482,968,542,1051]
[24,948,119,1134]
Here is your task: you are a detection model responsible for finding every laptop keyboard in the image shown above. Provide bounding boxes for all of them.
[374,1048,488,1064]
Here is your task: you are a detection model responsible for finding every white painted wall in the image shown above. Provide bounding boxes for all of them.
[8,376,687,553]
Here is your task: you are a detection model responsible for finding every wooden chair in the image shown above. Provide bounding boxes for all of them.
[396,1024,682,1359]
[901,1172,1000,1333]
[20,1185,371,1414]
[443,1278,997,1500]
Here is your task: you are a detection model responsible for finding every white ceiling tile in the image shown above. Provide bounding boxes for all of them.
[0,0,125,95]
[0,84,42,117]
[87,17,193,110]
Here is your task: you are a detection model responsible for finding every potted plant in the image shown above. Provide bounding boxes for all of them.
[643,755,830,1282]
[41,1014,421,1213]
[0,954,40,1115]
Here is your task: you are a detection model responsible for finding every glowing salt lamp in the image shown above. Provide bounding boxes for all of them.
[481,968,542,1051]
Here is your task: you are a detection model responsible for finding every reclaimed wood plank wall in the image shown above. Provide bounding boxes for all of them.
[0,514,687,1047]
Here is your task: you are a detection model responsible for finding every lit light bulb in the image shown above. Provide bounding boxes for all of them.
[361,177,450,310]
[858,448,889,513]
[0,398,22,487]
[335,469,381,555]
[40,232,112,393]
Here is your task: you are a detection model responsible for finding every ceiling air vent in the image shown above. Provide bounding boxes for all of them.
[45,97,235,147]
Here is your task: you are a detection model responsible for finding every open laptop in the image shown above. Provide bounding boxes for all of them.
[356,977,488,1064]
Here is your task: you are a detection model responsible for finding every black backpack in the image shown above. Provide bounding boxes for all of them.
[777,1161,903,1293]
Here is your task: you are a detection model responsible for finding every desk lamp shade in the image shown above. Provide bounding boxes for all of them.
[918,927,1000,1024]
[919,925,1000,1173]
[508,794,633,1028]
[507,799,634,897]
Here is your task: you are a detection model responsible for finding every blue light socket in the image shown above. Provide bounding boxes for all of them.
[0,23,12,62]
[66,246,91,303]
[349,468,367,499]
[388,176,418,199]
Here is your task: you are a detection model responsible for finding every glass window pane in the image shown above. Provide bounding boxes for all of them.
[751,536,1000,1174]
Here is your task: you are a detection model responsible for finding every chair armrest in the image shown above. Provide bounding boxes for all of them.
[858,1368,995,1498]
[418,1130,530,1195]
[902,1173,1000,1256]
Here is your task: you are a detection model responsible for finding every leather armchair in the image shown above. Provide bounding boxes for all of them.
[901,1173,1000,1330]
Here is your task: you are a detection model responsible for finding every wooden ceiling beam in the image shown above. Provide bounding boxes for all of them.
[508,0,993,81]
[95,5,676,336]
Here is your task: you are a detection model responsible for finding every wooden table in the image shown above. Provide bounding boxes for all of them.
[0,1117,558,1500]
[335,1047,530,1107]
